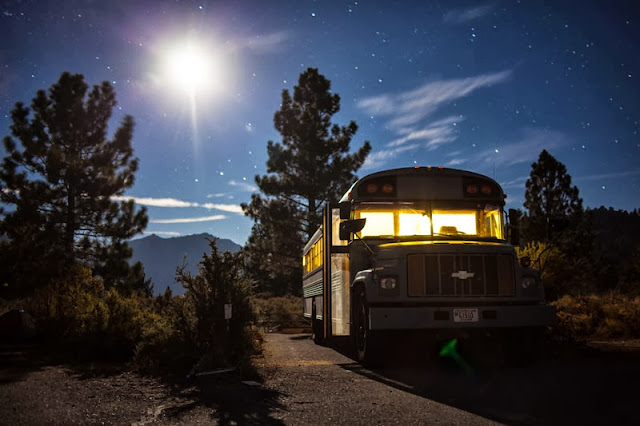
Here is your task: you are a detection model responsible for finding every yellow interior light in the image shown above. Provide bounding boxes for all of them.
[432,211,477,235]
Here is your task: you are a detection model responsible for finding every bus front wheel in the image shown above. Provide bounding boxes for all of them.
[354,288,384,367]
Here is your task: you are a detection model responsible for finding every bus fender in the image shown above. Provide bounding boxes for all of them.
[351,269,376,296]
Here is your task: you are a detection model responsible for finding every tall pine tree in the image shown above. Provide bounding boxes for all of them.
[522,149,583,244]
[0,72,148,296]
[243,68,370,295]
[521,149,595,296]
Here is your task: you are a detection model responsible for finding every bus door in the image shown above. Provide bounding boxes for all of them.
[323,203,351,340]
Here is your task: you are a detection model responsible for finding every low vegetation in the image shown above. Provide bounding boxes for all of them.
[553,293,640,342]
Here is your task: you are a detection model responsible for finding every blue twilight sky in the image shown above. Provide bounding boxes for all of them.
[1,0,639,245]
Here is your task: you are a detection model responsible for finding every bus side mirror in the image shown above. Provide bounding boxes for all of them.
[339,218,366,241]
[339,201,351,220]
[508,208,520,246]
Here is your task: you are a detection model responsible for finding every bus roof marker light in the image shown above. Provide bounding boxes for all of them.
[366,183,378,194]
[382,183,394,194]
[466,184,478,194]
[481,184,492,195]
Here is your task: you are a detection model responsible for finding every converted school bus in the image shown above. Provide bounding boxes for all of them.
[302,166,556,365]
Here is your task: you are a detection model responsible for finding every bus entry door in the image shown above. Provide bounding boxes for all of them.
[324,205,350,337]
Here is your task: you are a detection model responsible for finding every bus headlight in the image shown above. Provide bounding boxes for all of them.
[380,276,397,289]
[522,275,537,289]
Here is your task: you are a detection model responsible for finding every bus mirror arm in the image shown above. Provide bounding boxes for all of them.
[339,219,376,260]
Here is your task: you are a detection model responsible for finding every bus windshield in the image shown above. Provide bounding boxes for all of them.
[354,202,504,240]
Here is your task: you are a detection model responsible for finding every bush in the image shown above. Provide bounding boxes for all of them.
[30,264,169,361]
[553,293,640,341]
[174,240,258,374]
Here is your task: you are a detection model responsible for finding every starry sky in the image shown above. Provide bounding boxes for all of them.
[1,0,639,245]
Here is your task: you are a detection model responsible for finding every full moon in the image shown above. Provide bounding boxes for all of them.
[164,41,218,94]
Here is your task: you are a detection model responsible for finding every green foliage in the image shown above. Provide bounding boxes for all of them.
[0,72,148,296]
[243,68,370,295]
[553,293,640,341]
[175,239,257,372]
[30,264,166,361]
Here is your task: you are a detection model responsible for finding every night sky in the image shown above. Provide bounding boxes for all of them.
[1,0,639,245]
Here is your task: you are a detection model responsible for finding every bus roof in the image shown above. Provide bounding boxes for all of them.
[339,167,505,204]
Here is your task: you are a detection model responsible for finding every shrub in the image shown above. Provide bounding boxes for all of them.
[174,240,257,374]
[553,293,640,341]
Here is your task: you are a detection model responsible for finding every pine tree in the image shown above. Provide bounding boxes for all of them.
[242,68,371,295]
[0,72,148,295]
[522,149,583,244]
[521,149,594,296]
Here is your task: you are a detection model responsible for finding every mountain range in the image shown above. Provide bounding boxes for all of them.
[129,233,242,295]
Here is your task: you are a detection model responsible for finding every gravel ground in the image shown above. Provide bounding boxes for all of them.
[1,335,639,425]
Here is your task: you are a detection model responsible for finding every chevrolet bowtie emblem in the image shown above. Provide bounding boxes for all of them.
[452,270,475,280]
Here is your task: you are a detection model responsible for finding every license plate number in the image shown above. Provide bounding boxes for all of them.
[453,308,479,323]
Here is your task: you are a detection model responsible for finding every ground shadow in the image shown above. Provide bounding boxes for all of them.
[339,341,640,425]
[0,343,45,384]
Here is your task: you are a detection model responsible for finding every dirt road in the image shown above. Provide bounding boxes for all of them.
[1,335,638,424]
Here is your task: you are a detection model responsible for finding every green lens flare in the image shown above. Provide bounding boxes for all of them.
[439,338,473,374]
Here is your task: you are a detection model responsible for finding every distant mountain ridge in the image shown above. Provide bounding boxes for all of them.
[129,233,241,295]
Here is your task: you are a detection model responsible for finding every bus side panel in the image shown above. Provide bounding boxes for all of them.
[303,268,323,319]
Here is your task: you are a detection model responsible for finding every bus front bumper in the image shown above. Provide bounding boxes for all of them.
[369,304,557,330]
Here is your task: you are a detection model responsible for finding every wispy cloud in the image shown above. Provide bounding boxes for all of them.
[358,70,511,169]
[500,176,529,189]
[445,128,568,170]
[443,4,494,24]
[389,116,461,150]
[112,195,243,215]
[477,128,567,167]
[574,170,640,182]
[240,31,289,53]
[150,215,226,224]
[228,179,257,193]
[362,144,420,170]
[111,196,195,208]
[359,70,511,130]
[200,203,244,214]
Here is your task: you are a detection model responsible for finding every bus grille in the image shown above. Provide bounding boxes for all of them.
[407,254,515,297]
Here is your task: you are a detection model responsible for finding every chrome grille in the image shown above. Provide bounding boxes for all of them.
[407,254,515,297]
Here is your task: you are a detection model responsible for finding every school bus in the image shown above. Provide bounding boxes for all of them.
[302,166,556,365]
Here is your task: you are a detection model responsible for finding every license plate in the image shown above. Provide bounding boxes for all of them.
[453,308,479,323]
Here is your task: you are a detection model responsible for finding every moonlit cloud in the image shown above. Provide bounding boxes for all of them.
[112,196,196,208]
[359,71,511,130]
[389,116,462,150]
[228,179,257,192]
[574,170,640,182]
[443,4,494,24]
[113,195,243,214]
[150,215,226,224]
[241,31,289,53]
[477,128,567,166]
[445,128,568,171]
[358,71,511,168]
[362,144,420,170]
[200,203,244,214]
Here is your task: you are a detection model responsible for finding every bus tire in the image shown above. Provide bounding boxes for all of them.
[354,288,384,367]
